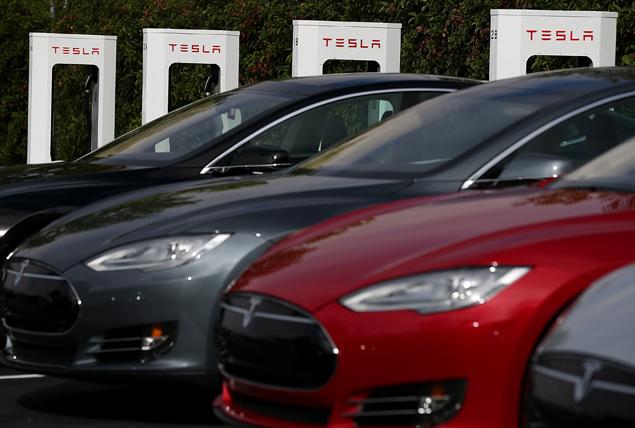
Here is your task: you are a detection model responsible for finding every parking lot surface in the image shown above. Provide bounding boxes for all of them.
[0,367,229,427]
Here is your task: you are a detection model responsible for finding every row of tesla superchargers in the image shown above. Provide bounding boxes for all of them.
[27,10,618,164]
[27,20,401,164]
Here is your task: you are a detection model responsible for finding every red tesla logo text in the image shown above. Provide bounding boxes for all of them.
[322,38,381,49]
[168,43,221,54]
[51,46,100,55]
[526,29,594,42]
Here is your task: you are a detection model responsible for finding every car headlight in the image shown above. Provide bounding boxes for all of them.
[85,234,231,272]
[340,266,530,313]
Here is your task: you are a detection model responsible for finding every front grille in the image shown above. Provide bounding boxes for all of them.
[216,293,337,389]
[232,390,330,425]
[0,259,80,333]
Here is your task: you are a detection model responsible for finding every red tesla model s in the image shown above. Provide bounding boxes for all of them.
[213,139,635,428]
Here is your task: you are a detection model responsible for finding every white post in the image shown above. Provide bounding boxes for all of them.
[489,9,618,81]
[27,33,117,164]
[292,20,401,77]
[142,28,240,125]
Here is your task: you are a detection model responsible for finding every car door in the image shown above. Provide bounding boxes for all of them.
[463,94,635,190]
[201,89,452,175]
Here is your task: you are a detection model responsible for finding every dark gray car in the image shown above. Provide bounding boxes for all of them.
[529,264,635,427]
[0,73,473,261]
[3,67,635,386]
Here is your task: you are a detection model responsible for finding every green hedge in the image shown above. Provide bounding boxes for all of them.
[1,0,633,165]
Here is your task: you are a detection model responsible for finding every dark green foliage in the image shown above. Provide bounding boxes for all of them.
[0,0,50,164]
[1,0,633,165]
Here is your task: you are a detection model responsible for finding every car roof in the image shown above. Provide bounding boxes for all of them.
[242,73,481,97]
[460,67,635,102]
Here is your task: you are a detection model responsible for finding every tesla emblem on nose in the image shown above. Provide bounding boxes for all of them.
[13,260,29,287]
[242,297,262,328]
[573,359,603,403]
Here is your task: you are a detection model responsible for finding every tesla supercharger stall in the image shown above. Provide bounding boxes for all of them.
[141,28,240,125]
[27,33,116,164]
[292,20,402,125]
[489,9,618,80]
[292,20,401,77]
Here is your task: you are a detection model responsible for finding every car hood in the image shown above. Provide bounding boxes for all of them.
[0,162,156,232]
[0,161,131,187]
[537,263,635,368]
[229,188,635,312]
[15,174,412,271]
[0,161,151,201]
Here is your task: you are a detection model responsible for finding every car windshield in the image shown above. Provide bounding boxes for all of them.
[555,137,635,192]
[292,85,563,179]
[80,89,296,164]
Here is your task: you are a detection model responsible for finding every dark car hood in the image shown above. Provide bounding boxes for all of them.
[230,188,635,312]
[0,161,155,204]
[15,174,412,271]
[0,162,132,189]
[0,162,155,231]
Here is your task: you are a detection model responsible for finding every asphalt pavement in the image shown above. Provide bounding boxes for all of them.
[0,366,230,427]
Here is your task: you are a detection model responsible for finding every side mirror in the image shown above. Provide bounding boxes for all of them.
[498,152,574,183]
[231,145,290,167]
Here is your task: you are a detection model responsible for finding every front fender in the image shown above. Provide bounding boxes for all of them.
[0,207,76,262]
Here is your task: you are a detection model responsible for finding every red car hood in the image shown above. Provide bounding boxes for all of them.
[229,188,635,312]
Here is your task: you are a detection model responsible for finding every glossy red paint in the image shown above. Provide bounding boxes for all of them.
[215,188,635,428]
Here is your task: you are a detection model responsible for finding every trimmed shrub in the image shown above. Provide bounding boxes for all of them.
[0,0,633,165]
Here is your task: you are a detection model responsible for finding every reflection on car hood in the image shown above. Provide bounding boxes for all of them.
[16,174,411,271]
[0,162,139,196]
[0,162,129,185]
[230,188,635,312]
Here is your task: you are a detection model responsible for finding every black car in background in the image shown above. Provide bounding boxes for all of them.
[0,73,472,259]
[529,263,635,427]
[2,67,635,387]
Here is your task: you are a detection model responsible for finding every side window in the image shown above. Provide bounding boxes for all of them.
[217,91,443,167]
[472,97,635,189]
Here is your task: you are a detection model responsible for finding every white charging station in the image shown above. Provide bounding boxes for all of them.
[141,28,240,124]
[489,9,618,80]
[292,20,401,77]
[28,32,116,164]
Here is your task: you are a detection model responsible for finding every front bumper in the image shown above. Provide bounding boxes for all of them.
[216,303,531,428]
[215,268,579,428]
[1,233,270,384]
